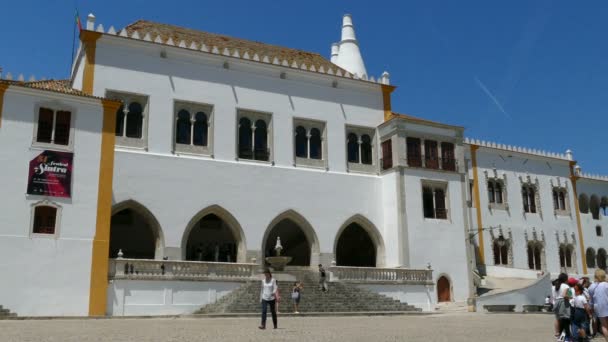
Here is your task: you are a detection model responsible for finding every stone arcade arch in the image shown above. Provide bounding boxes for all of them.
[181,205,247,263]
[334,215,386,267]
[109,200,165,259]
[262,210,320,267]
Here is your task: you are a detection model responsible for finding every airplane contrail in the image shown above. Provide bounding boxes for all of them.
[474,77,511,119]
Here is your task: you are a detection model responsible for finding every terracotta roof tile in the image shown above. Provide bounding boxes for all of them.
[0,79,114,101]
[123,20,347,74]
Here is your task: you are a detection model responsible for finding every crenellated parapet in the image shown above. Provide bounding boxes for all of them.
[464,137,571,161]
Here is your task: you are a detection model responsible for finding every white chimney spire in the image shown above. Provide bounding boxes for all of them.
[86,13,96,31]
[330,43,340,64]
[332,14,367,79]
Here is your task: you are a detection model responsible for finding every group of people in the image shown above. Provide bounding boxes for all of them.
[551,269,608,341]
[258,264,329,330]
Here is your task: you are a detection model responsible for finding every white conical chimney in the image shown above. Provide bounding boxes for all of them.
[333,14,367,79]
[330,43,340,64]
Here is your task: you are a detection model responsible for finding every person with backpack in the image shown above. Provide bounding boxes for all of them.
[571,282,591,341]
[292,281,303,313]
[553,273,571,341]
[318,264,328,292]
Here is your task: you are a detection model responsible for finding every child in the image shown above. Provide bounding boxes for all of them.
[292,281,303,313]
[571,283,592,341]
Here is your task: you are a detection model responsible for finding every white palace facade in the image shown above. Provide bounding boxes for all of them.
[0,14,606,316]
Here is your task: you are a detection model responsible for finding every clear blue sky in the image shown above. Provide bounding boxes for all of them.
[2,1,606,173]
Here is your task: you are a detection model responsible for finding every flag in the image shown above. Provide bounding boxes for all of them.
[75,9,82,31]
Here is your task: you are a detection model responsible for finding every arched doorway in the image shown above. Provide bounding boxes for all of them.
[263,210,319,267]
[109,201,164,259]
[437,276,451,302]
[334,215,385,267]
[181,205,247,263]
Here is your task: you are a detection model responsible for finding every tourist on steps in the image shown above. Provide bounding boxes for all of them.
[318,264,328,292]
[292,281,303,313]
[259,270,278,330]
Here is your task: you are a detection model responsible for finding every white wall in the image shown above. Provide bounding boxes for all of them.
[91,37,390,263]
[466,146,582,274]
[402,168,471,302]
[0,88,104,316]
[358,284,435,312]
[107,279,242,316]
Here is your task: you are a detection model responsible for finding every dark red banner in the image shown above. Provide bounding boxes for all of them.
[27,150,73,198]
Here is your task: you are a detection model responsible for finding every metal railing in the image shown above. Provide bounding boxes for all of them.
[329,266,434,285]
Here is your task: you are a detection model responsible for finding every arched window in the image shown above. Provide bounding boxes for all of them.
[560,244,574,268]
[495,182,503,204]
[488,182,495,203]
[115,105,125,137]
[295,126,307,158]
[522,185,536,213]
[527,242,542,270]
[598,249,607,270]
[553,190,559,210]
[601,197,608,216]
[347,133,359,163]
[175,109,191,145]
[587,248,597,268]
[254,120,268,161]
[309,128,322,159]
[492,236,509,266]
[361,135,372,165]
[579,194,590,214]
[33,205,58,235]
[126,102,143,138]
[193,112,208,146]
[238,117,252,159]
[591,195,601,220]
[558,192,566,211]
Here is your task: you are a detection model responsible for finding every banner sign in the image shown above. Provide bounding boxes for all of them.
[27,150,73,198]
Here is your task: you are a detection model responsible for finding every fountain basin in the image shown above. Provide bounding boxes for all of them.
[265,256,292,271]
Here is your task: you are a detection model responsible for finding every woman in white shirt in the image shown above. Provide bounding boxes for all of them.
[259,270,278,330]
[553,273,571,340]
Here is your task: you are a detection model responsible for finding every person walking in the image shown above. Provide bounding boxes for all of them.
[292,281,303,313]
[553,273,571,341]
[591,269,608,341]
[318,264,328,292]
[259,270,278,330]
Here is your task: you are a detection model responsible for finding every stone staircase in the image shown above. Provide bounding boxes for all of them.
[0,305,16,318]
[196,269,421,314]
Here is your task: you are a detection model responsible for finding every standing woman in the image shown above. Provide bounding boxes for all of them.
[553,273,571,340]
[591,269,608,341]
[292,281,303,313]
[259,270,278,330]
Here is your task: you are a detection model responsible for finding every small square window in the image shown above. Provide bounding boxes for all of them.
[597,226,603,237]
[33,107,73,149]
[30,202,61,237]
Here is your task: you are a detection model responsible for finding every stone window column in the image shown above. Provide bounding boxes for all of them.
[306,131,311,158]
[251,123,256,154]
[121,105,129,138]
[189,116,196,146]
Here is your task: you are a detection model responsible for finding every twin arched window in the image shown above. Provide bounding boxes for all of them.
[559,244,574,268]
[347,132,373,165]
[176,110,208,147]
[522,185,537,213]
[527,242,543,270]
[587,248,597,268]
[492,237,509,265]
[488,180,504,204]
[552,188,567,211]
[116,101,144,139]
[294,126,323,160]
[238,115,269,161]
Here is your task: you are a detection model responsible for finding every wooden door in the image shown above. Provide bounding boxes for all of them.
[437,276,451,302]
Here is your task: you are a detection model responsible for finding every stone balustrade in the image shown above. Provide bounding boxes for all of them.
[329,266,434,285]
[109,258,259,281]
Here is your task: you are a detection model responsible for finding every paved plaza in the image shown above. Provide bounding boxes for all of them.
[0,313,558,342]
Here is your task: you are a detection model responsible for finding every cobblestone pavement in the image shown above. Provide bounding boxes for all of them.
[1,313,556,342]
